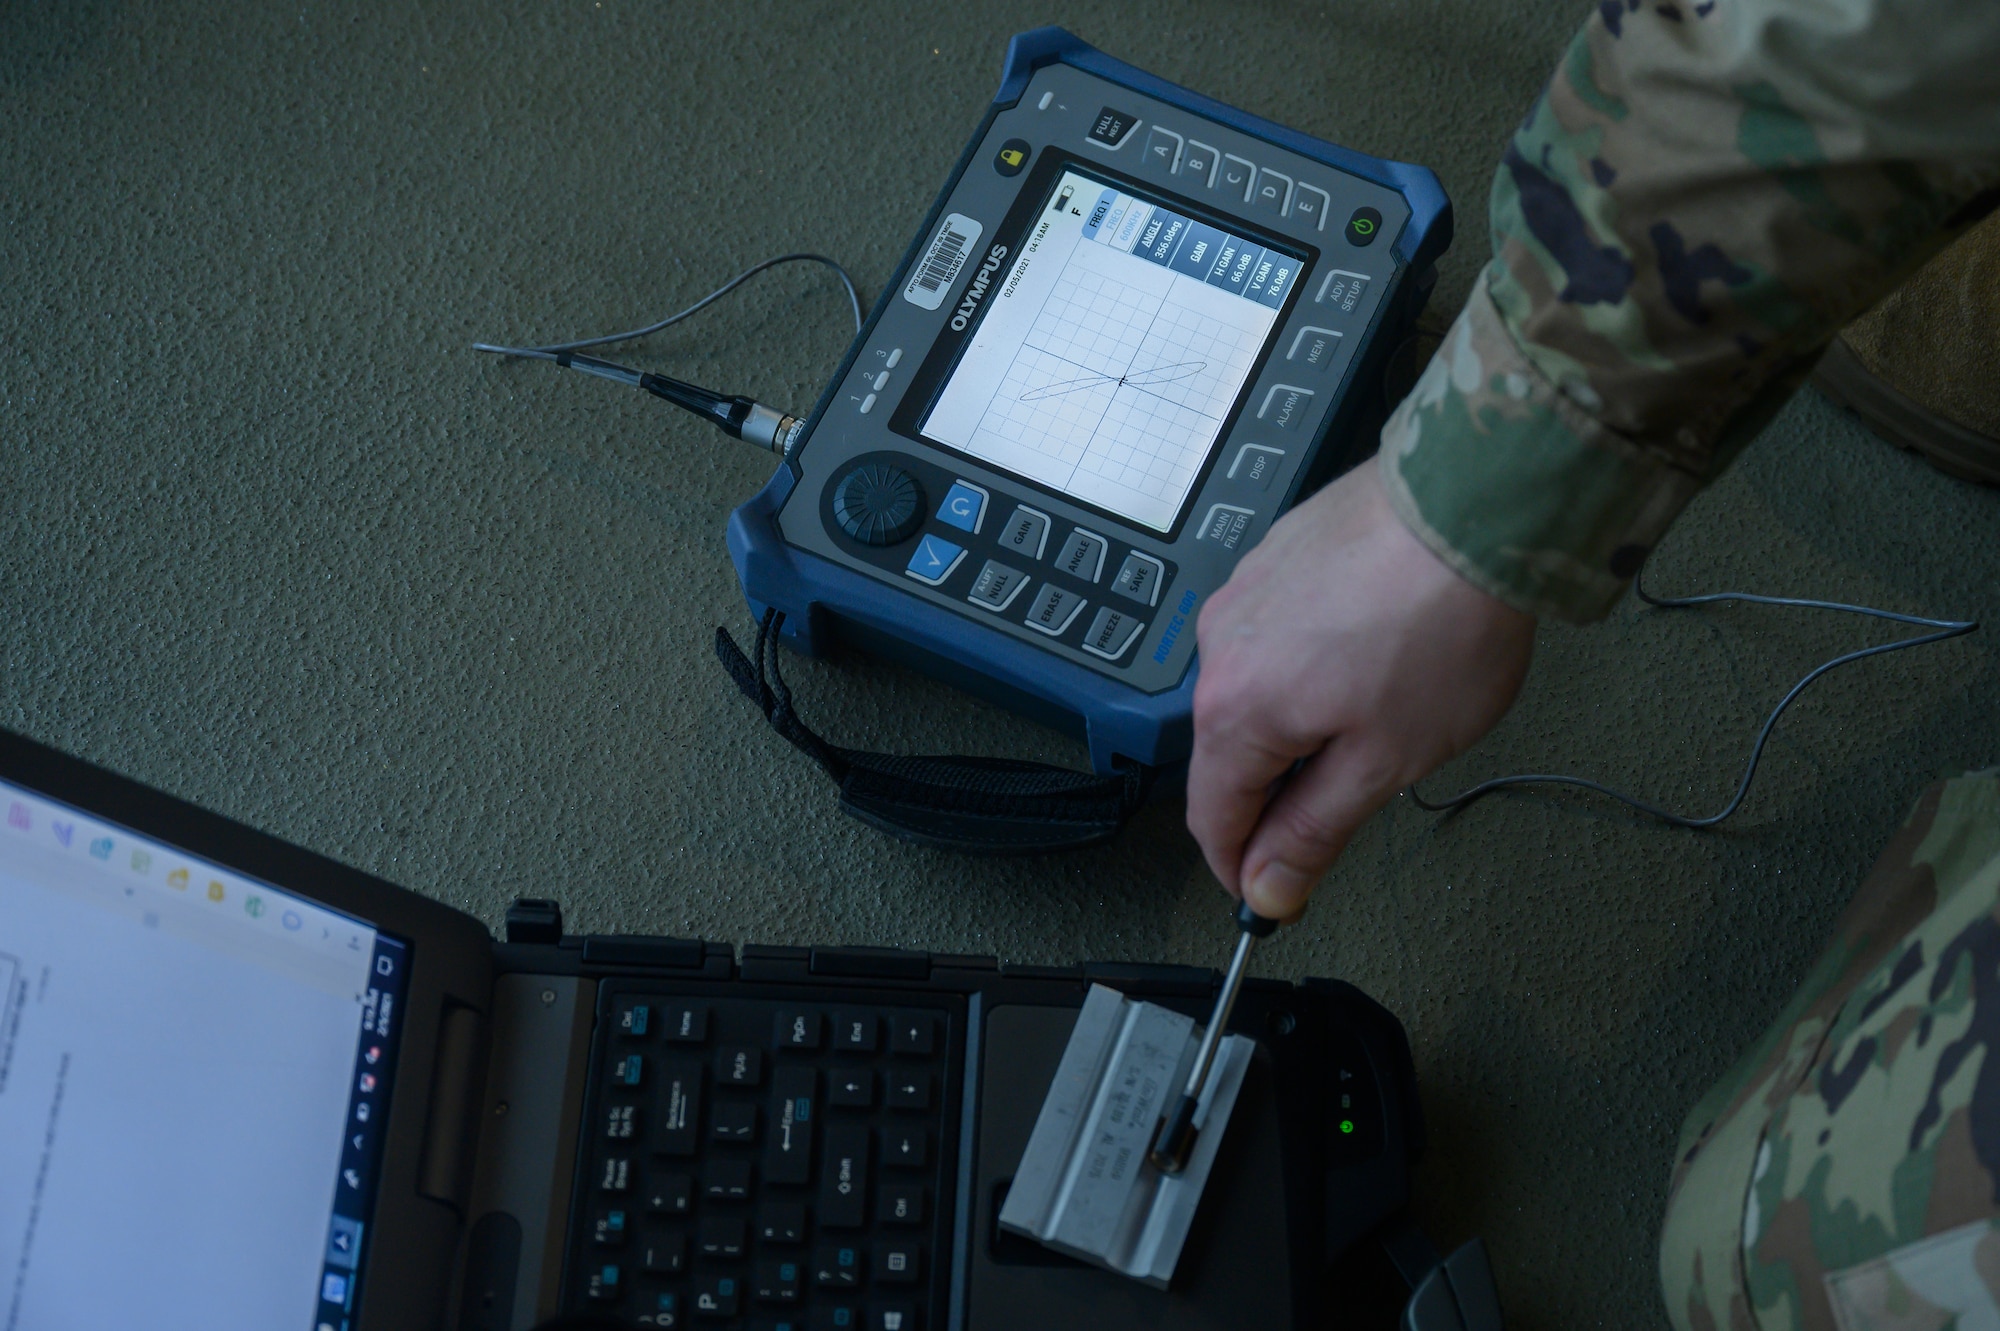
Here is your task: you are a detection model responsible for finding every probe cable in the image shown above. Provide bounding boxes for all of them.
[473,252,864,454]
[1408,582,1978,829]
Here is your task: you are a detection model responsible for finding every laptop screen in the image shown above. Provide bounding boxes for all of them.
[0,775,410,1330]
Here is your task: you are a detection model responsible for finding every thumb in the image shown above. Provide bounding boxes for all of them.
[1238,739,1398,919]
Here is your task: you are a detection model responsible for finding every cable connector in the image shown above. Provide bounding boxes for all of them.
[542,352,800,456]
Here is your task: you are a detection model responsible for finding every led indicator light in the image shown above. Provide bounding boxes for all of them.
[1339,1119,1354,1134]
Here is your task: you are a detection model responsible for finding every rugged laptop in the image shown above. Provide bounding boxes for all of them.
[0,729,1492,1329]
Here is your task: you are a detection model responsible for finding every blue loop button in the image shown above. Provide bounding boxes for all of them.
[937,481,988,534]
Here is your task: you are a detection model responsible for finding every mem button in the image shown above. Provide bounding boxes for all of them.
[936,480,988,534]
[904,534,966,587]
[968,560,1032,613]
[1141,126,1182,173]
[1287,325,1344,372]
[1080,607,1145,662]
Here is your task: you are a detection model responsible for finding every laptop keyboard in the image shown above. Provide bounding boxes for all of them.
[567,986,957,1330]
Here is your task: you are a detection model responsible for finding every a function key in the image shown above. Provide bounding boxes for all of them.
[889,1014,935,1056]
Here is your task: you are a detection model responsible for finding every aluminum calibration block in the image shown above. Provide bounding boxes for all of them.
[998,983,1254,1286]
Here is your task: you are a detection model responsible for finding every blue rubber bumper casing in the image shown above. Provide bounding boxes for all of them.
[728,27,1451,776]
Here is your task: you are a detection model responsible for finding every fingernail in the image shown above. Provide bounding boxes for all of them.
[1247,861,1314,917]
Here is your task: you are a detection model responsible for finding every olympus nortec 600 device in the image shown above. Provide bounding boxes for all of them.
[728,29,1450,827]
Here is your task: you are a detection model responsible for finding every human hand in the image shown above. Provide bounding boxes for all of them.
[1186,457,1536,919]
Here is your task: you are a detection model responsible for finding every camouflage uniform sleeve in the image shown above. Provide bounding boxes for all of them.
[1378,0,2000,621]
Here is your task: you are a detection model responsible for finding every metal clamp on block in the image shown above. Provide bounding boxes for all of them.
[997,983,1255,1287]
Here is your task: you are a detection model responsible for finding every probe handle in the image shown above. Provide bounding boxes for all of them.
[1235,900,1281,936]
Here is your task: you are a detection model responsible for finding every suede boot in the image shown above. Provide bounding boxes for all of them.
[1814,211,2000,484]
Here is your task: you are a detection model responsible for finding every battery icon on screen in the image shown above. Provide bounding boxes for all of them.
[1052,186,1073,214]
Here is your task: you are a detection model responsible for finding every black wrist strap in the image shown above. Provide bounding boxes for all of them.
[715,609,1153,854]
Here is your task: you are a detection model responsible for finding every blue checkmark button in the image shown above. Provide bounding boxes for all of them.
[905,533,967,586]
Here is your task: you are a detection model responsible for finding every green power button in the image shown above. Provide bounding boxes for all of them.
[1345,207,1383,247]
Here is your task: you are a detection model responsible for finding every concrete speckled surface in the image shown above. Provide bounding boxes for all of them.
[5,3,1997,1325]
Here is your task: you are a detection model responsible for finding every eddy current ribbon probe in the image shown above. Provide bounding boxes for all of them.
[1148,899,1280,1175]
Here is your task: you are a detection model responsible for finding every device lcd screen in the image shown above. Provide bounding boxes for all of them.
[919,166,1304,533]
[0,776,410,1330]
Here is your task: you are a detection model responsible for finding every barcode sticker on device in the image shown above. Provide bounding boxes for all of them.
[902,213,983,311]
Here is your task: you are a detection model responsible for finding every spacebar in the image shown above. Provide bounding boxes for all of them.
[817,1124,871,1229]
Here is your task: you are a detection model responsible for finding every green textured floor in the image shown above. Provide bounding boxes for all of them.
[5,2,1997,1325]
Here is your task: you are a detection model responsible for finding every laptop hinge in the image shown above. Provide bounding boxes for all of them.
[418,1002,485,1212]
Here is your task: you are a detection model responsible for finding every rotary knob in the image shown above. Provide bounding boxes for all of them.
[832,464,924,546]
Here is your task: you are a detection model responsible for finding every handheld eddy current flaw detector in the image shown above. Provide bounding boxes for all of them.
[721,29,1451,853]
[712,28,1448,851]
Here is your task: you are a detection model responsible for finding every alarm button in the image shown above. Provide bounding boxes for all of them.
[832,466,924,547]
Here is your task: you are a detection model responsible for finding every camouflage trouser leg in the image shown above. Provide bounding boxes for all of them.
[1660,773,2000,1330]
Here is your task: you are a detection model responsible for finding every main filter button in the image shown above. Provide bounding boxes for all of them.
[832,465,923,547]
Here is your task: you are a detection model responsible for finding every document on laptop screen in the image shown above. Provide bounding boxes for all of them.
[0,777,408,1331]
